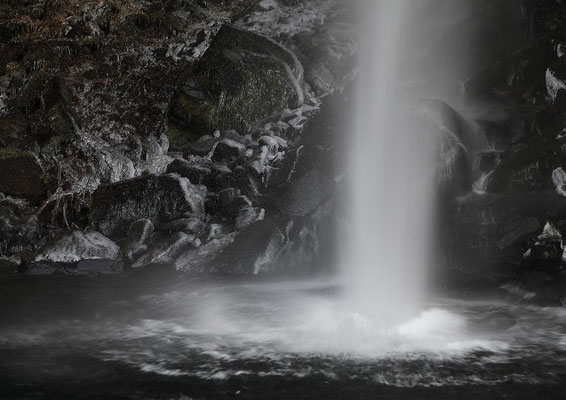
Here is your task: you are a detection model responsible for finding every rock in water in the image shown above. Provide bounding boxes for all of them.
[90,173,206,238]
[175,219,288,274]
[169,24,304,136]
[34,231,120,263]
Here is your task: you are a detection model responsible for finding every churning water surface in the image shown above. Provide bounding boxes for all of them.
[1,276,565,399]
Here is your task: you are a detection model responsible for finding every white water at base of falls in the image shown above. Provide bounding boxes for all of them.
[342,0,443,325]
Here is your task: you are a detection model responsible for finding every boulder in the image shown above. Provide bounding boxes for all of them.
[132,232,199,269]
[0,151,46,201]
[211,138,246,162]
[34,231,120,263]
[175,219,289,274]
[169,24,304,137]
[166,159,212,185]
[274,170,334,217]
[90,173,206,238]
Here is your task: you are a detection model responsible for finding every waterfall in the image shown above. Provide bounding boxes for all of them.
[343,0,469,324]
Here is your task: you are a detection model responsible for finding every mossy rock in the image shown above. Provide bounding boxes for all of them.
[169,24,304,140]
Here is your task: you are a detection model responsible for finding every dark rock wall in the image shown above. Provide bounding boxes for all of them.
[0,0,355,276]
[439,0,566,304]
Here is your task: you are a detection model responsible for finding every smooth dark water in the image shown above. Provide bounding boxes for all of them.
[0,274,565,400]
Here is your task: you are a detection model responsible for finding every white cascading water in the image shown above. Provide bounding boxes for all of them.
[344,0,469,325]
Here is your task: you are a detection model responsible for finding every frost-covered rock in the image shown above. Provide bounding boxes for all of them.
[34,231,120,263]
[90,173,207,238]
[538,222,562,243]
[211,138,247,162]
[546,68,566,102]
[552,167,566,197]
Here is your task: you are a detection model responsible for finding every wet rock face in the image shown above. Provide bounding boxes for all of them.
[435,0,566,297]
[90,173,207,238]
[169,24,304,138]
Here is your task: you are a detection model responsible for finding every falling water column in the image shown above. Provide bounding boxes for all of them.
[344,0,437,325]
